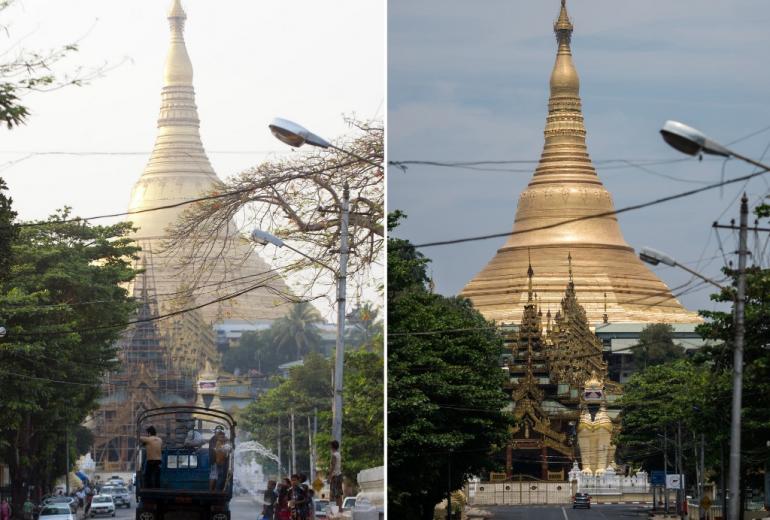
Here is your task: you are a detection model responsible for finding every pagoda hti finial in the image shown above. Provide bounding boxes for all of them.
[567,252,574,284]
[603,292,609,324]
[527,249,534,302]
[554,0,573,44]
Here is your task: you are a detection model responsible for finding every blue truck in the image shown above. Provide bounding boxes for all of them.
[134,406,236,520]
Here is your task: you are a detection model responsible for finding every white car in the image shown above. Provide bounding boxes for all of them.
[38,504,75,520]
[89,494,116,517]
[341,497,356,511]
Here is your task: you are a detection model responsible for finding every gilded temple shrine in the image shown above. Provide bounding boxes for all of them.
[127,0,292,327]
[502,258,621,480]
[461,0,700,325]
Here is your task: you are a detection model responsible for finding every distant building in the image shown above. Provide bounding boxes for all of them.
[595,322,713,383]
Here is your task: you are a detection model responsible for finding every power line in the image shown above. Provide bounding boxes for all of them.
[15,185,256,228]
[10,277,304,340]
[411,162,770,249]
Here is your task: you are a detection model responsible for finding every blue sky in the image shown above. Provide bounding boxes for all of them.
[388,0,770,316]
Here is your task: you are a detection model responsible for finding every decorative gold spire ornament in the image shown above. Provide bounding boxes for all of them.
[126,0,291,325]
[461,1,699,324]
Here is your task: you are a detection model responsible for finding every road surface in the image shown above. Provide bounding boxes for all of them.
[486,504,652,520]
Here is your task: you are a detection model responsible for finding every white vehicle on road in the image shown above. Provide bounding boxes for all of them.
[89,494,116,517]
[38,504,75,520]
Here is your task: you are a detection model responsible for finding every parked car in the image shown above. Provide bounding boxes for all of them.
[38,504,75,520]
[89,495,116,517]
[341,496,356,511]
[314,498,330,519]
[572,492,591,509]
[106,476,124,487]
[100,486,131,508]
[42,496,77,514]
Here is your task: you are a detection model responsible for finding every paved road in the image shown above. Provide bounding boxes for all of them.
[486,504,651,520]
[78,495,268,519]
[231,495,262,519]
[76,502,134,519]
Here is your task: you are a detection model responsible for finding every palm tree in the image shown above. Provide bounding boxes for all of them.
[271,302,324,360]
[346,302,383,350]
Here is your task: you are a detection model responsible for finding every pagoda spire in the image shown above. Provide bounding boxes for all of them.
[128,0,218,241]
[460,1,700,325]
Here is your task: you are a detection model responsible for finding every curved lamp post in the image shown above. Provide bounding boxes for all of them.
[269,117,381,167]
[659,121,768,520]
[262,117,358,449]
[639,247,725,290]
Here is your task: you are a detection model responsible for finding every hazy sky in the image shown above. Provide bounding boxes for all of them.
[388,0,770,316]
[0,0,384,317]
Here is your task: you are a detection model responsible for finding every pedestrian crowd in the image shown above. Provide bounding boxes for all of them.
[260,440,344,520]
[260,473,319,520]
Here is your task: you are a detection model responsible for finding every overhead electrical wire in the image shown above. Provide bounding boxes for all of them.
[410,162,770,249]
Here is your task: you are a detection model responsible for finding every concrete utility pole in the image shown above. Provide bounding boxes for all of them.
[313,408,318,483]
[277,419,282,476]
[331,182,350,446]
[308,415,313,483]
[65,429,70,495]
[728,195,749,520]
[677,423,683,518]
[700,434,706,503]
[291,409,296,476]
[447,451,452,520]
[663,428,668,514]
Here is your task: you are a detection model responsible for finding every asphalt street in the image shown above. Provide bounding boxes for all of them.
[486,504,651,520]
[76,495,260,519]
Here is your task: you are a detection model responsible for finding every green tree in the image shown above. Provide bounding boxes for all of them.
[241,350,383,485]
[222,329,284,375]
[272,302,323,360]
[0,211,139,506]
[0,178,16,282]
[346,302,383,350]
[0,0,93,129]
[617,360,726,475]
[388,214,511,520]
[632,323,686,369]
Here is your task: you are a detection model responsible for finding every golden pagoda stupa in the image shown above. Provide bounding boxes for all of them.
[127,0,291,324]
[461,1,700,325]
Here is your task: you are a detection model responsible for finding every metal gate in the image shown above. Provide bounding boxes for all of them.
[467,481,573,506]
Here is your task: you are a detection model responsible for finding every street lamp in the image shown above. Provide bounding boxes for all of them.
[269,117,381,167]
[264,117,359,448]
[251,225,347,447]
[639,247,725,290]
[658,120,770,520]
[250,229,333,272]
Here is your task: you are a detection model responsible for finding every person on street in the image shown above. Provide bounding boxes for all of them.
[307,488,317,520]
[183,420,206,448]
[84,485,94,516]
[208,425,231,491]
[139,425,163,488]
[289,474,309,520]
[22,497,33,520]
[275,479,292,520]
[328,440,343,508]
[261,480,276,520]
[0,498,11,520]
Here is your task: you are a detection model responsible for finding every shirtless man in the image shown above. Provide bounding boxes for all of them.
[139,426,162,488]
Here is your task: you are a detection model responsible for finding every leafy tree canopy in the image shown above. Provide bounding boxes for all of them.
[387,212,511,520]
[0,210,139,505]
[240,350,383,484]
[631,323,686,369]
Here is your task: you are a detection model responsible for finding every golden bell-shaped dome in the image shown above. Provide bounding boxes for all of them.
[461,1,700,325]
